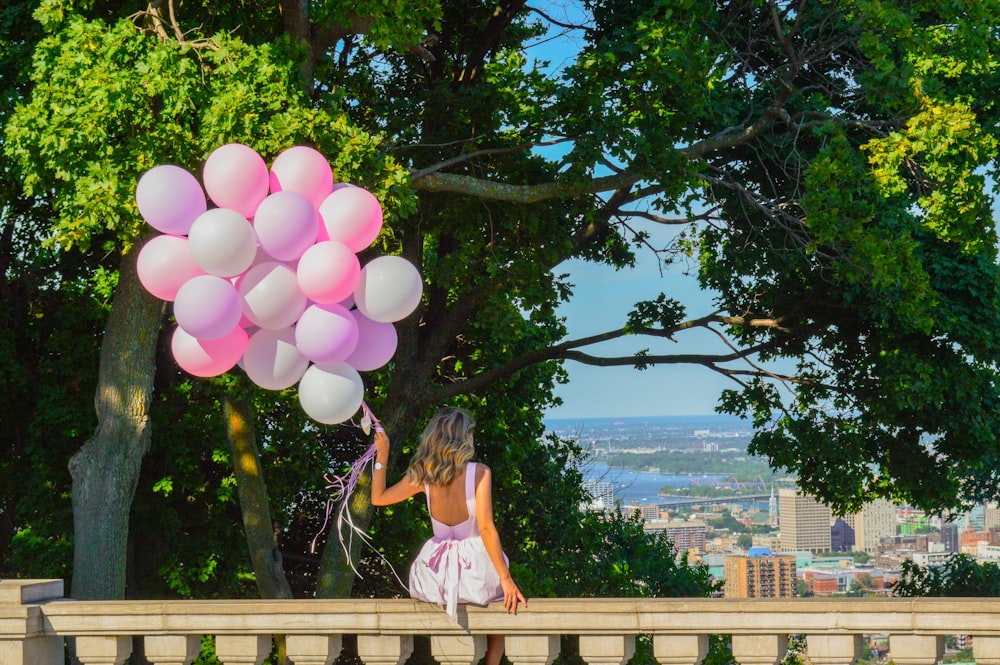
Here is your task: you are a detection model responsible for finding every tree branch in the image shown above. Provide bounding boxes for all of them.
[525,5,589,30]
[409,137,574,180]
[426,312,798,402]
[411,169,644,203]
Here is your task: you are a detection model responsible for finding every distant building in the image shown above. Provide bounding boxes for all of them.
[798,566,891,595]
[985,503,1000,531]
[977,542,1000,562]
[845,499,897,553]
[723,549,796,598]
[830,517,855,552]
[582,480,614,511]
[641,503,664,520]
[910,551,954,567]
[768,487,778,528]
[778,489,832,553]
[960,527,994,555]
[940,521,960,553]
[645,519,708,553]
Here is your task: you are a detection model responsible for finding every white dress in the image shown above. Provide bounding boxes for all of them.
[408,462,506,619]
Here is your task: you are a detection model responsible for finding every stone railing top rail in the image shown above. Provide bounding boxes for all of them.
[4,579,1000,638]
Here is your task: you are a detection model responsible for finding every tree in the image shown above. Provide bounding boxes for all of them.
[893,555,1000,597]
[5,0,1000,602]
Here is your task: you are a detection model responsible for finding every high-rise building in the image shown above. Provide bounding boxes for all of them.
[941,520,960,553]
[582,480,614,511]
[768,486,779,528]
[778,489,832,553]
[984,502,1000,531]
[845,498,896,553]
[723,549,797,598]
[831,517,855,552]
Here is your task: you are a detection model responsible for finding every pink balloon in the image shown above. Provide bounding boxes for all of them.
[187,208,258,277]
[253,191,319,262]
[242,327,310,390]
[295,303,359,364]
[136,235,206,301]
[238,261,308,329]
[173,275,243,340]
[171,325,249,377]
[268,146,333,208]
[318,187,384,252]
[354,255,423,323]
[296,241,360,304]
[203,143,269,218]
[346,311,398,371]
[298,362,365,424]
[135,165,207,235]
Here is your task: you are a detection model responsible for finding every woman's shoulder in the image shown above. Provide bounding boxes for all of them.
[472,461,492,483]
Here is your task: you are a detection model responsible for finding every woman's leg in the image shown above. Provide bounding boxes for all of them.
[485,634,504,665]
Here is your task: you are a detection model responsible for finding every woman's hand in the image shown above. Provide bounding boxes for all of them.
[373,431,389,456]
[500,576,526,614]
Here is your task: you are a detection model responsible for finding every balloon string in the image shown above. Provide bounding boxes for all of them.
[310,401,407,591]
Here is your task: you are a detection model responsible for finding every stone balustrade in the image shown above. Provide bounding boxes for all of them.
[3,579,1000,665]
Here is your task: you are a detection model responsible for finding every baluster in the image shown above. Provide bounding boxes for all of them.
[0,636,65,665]
[214,635,271,665]
[974,636,1000,665]
[654,634,709,665]
[731,634,787,665]
[505,635,559,665]
[430,635,487,665]
[285,635,342,665]
[75,636,132,665]
[356,635,414,665]
[806,635,862,665]
[889,635,944,665]
[0,579,66,665]
[578,635,636,665]
[144,635,201,665]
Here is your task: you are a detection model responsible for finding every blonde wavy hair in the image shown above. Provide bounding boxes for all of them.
[405,407,476,487]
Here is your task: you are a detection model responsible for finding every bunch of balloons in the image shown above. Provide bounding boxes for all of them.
[135,143,422,425]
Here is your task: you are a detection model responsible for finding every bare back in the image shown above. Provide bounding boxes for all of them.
[426,463,483,526]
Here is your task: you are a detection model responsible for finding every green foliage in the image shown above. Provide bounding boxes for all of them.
[707,1,1000,515]
[893,554,1000,597]
[6,0,1000,614]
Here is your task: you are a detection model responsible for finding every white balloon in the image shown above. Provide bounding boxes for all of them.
[354,256,423,323]
[187,208,258,277]
[242,327,310,390]
[298,362,365,424]
[238,261,308,329]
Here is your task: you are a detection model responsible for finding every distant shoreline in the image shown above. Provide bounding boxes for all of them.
[545,413,746,424]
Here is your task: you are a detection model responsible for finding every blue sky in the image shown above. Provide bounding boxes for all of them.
[529,2,734,418]
[545,229,735,419]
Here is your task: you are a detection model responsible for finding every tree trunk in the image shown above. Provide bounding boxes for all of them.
[313,384,425,598]
[223,395,293,600]
[68,248,162,600]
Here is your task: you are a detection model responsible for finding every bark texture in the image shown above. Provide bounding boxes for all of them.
[224,395,294,600]
[68,249,162,600]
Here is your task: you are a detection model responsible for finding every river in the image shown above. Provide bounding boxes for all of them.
[581,461,726,506]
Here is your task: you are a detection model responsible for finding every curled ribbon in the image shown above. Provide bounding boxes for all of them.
[310,401,406,590]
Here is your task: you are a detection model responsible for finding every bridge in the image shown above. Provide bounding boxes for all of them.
[653,493,771,508]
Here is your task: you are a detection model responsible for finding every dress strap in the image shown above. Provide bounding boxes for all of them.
[465,462,477,514]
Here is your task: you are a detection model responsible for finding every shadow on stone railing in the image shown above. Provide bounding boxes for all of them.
[4,579,1000,665]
